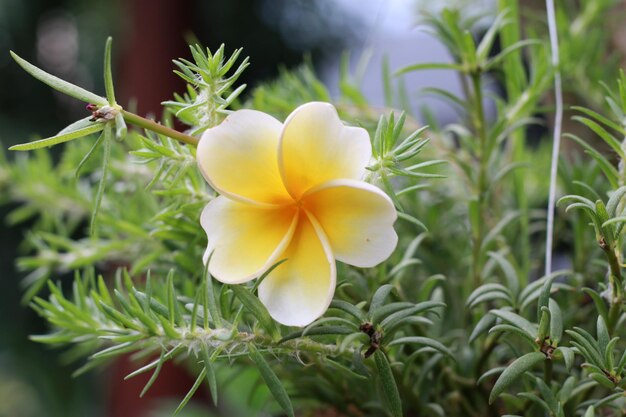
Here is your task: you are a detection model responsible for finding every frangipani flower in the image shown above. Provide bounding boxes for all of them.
[197,102,398,326]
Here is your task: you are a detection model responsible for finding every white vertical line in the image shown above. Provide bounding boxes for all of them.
[544,0,563,275]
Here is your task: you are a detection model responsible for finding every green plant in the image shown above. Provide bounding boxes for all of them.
[5,1,626,416]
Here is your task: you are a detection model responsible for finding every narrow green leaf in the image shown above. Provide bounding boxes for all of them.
[371,302,415,322]
[517,392,552,415]
[466,283,512,307]
[590,372,615,389]
[602,216,626,228]
[388,336,455,360]
[329,300,366,322]
[397,212,429,231]
[201,344,218,405]
[166,270,180,326]
[379,301,445,328]
[203,260,222,328]
[537,275,556,319]
[280,326,354,343]
[90,341,137,360]
[231,285,280,340]
[10,51,107,105]
[605,337,619,372]
[572,116,625,160]
[476,12,507,62]
[396,62,464,76]
[370,284,396,313]
[487,252,519,296]
[249,345,295,417]
[615,349,626,375]
[548,299,563,343]
[374,350,403,417]
[597,316,610,355]
[174,368,207,415]
[480,211,521,251]
[190,285,201,333]
[469,291,512,309]
[140,349,166,397]
[469,313,496,343]
[572,180,603,203]
[584,406,595,417]
[9,124,104,151]
[478,366,507,385]
[75,131,105,178]
[489,324,537,347]
[489,351,546,404]
[125,344,182,380]
[518,272,572,311]
[565,133,619,187]
[421,87,465,109]
[157,314,181,339]
[557,376,576,404]
[566,329,604,368]
[90,126,111,235]
[57,116,99,135]
[98,298,142,331]
[555,346,574,372]
[115,112,127,140]
[251,258,288,292]
[572,106,626,135]
[134,291,169,318]
[489,309,538,339]
[418,274,445,301]
[97,275,113,305]
[532,376,559,415]
[485,39,543,70]
[103,37,116,105]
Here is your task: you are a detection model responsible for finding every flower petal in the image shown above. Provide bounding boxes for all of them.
[197,110,291,205]
[303,179,398,268]
[201,196,298,284]
[278,102,371,199]
[258,211,335,326]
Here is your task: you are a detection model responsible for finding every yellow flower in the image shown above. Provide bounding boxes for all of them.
[197,102,398,326]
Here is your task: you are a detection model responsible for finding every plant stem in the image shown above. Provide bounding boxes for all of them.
[544,357,553,384]
[121,109,199,146]
[471,72,489,289]
[600,238,623,334]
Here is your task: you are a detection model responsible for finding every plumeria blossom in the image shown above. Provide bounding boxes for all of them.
[197,102,398,326]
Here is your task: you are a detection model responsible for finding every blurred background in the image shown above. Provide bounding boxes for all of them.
[0,0,552,416]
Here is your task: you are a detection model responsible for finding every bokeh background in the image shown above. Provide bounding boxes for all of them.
[0,0,517,416]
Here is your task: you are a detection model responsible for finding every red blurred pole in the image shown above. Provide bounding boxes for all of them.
[117,0,190,116]
[105,0,210,415]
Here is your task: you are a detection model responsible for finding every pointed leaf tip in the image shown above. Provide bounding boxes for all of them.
[11,51,107,105]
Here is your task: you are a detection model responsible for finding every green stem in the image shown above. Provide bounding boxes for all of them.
[543,357,553,384]
[512,135,530,283]
[600,239,623,334]
[168,328,354,361]
[121,109,199,146]
[471,72,489,289]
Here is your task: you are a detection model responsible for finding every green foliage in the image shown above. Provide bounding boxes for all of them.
[5,1,626,416]
[163,44,249,134]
